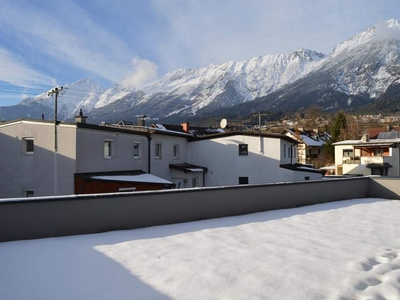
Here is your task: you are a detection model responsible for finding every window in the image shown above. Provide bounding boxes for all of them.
[118,187,137,192]
[23,189,34,197]
[288,147,291,158]
[155,142,162,159]
[104,140,113,158]
[238,144,248,156]
[239,177,249,184]
[133,142,141,158]
[283,144,286,158]
[23,138,34,155]
[173,144,179,159]
[374,148,384,157]
[343,149,354,157]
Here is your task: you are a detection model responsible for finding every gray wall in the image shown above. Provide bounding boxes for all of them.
[369,177,400,199]
[1,177,388,242]
[0,122,77,198]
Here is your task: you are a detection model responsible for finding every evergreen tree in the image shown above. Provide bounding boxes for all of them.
[331,111,347,141]
[324,111,347,162]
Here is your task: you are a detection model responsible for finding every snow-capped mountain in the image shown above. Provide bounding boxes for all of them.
[1,19,399,124]
[13,78,106,120]
[323,19,400,99]
[135,49,326,116]
[242,19,400,115]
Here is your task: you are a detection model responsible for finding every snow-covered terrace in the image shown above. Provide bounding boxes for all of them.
[0,198,399,299]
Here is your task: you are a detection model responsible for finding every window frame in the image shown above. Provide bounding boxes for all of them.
[22,137,34,155]
[343,149,354,157]
[238,177,249,184]
[104,139,114,159]
[133,141,141,159]
[23,189,34,197]
[374,148,384,157]
[173,144,179,159]
[155,142,162,159]
[238,144,248,156]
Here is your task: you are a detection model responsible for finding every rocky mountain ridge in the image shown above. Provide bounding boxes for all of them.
[1,19,399,124]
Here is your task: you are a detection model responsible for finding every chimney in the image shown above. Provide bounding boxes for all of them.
[181,122,189,133]
[361,133,370,142]
[75,109,88,124]
[137,115,147,127]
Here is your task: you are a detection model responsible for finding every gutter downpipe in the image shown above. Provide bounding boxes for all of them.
[147,129,152,173]
[398,143,400,177]
[203,169,208,187]
[290,143,296,165]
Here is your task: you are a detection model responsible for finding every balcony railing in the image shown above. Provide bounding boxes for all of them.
[342,156,387,164]
[342,157,361,164]
[361,156,384,164]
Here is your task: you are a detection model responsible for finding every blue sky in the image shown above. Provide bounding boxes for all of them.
[0,0,399,106]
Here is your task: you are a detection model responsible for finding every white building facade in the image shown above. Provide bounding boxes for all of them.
[333,133,400,176]
[187,132,323,186]
[0,120,192,198]
[0,119,324,198]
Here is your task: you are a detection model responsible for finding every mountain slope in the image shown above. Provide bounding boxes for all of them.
[1,19,399,124]
[0,79,106,121]
[209,19,400,120]
[87,49,326,123]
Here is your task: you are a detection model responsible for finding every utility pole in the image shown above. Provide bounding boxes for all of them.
[48,87,64,152]
[252,112,268,132]
[48,86,64,197]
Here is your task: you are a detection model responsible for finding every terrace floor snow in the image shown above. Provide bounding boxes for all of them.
[0,198,400,299]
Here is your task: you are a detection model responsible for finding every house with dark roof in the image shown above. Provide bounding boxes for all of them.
[0,117,189,198]
[186,131,324,186]
[0,117,324,198]
[281,128,330,168]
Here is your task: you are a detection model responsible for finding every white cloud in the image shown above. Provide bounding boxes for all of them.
[149,0,400,71]
[0,47,56,85]
[0,1,136,85]
[119,58,158,88]
[373,20,400,41]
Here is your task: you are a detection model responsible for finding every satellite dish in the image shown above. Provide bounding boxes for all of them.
[220,118,227,129]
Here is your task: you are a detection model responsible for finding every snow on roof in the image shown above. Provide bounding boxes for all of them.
[153,127,191,137]
[1,198,399,299]
[186,168,205,172]
[320,166,335,170]
[334,138,400,146]
[154,123,167,130]
[300,134,324,146]
[92,174,173,185]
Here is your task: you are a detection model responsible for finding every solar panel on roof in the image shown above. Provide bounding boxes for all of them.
[377,131,400,139]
